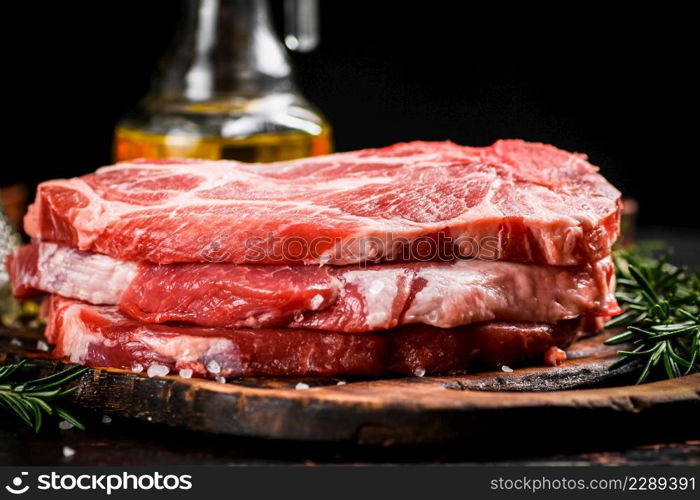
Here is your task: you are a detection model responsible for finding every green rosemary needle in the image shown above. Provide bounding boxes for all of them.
[0,359,89,431]
[606,246,700,384]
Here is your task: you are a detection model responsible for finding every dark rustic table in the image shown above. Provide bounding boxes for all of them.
[0,418,698,466]
[1,228,698,466]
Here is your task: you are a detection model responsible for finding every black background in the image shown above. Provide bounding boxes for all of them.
[3,1,697,228]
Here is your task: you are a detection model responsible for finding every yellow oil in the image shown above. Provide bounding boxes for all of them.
[115,127,333,163]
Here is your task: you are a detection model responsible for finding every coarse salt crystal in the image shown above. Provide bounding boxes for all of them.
[309,294,324,310]
[336,380,347,386]
[501,365,514,373]
[101,415,112,424]
[147,364,170,378]
[216,376,226,384]
[131,363,144,374]
[413,367,426,377]
[58,420,74,430]
[9,338,22,347]
[62,446,75,458]
[206,360,221,374]
[178,368,193,379]
[295,382,310,390]
[36,340,50,352]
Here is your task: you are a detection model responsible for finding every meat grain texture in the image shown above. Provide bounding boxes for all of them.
[10,140,622,378]
[10,242,619,332]
[25,140,621,266]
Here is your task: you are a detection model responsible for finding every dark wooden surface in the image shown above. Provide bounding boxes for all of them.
[1,419,698,466]
[1,329,699,464]
[4,329,698,443]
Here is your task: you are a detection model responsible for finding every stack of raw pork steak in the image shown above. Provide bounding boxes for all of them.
[7,140,622,379]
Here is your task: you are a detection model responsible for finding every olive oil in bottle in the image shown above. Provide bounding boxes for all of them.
[115,0,332,163]
[116,124,332,163]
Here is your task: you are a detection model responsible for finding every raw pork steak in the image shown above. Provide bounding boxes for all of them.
[10,243,619,332]
[45,296,581,378]
[25,140,621,266]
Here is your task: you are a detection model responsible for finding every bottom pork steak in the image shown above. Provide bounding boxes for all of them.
[45,296,581,378]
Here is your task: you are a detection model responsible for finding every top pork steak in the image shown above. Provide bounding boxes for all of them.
[25,140,621,266]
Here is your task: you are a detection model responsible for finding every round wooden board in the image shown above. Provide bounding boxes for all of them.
[2,329,699,445]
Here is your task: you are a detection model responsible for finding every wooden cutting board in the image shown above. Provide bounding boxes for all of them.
[2,328,699,445]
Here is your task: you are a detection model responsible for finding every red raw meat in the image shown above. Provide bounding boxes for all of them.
[25,140,621,266]
[45,296,581,378]
[10,243,619,332]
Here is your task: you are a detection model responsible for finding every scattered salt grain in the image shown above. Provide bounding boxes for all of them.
[131,363,144,374]
[336,380,346,386]
[309,294,324,310]
[9,338,22,347]
[147,416,153,422]
[501,365,514,373]
[36,340,50,352]
[293,312,305,322]
[62,446,75,458]
[178,368,193,379]
[58,420,74,431]
[413,367,426,377]
[147,364,170,378]
[295,382,310,390]
[101,415,112,425]
[216,376,226,384]
[206,360,221,374]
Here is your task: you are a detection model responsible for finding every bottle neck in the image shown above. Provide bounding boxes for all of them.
[158,0,294,101]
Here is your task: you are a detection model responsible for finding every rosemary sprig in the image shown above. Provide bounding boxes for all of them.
[606,246,700,384]
[0,360,89,431]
